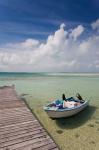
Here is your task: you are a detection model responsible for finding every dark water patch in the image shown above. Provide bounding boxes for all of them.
[88,123,95,127]
[55,105,97,129]
[90,141,95,144]
[20,93,29,97]
[61,121,66,126]
[56,130,63,134]
[97,128,99,131]
[95,121,99,124]
[75,133,80,138]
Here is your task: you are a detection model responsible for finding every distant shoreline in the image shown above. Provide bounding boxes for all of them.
[0,72,99,74]
[0,72,99,79]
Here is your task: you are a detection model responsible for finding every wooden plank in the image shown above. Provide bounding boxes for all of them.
[0,136,51,150]
[0,113,34,120]
[0,131,47,148]
[0,85,59,150]
[0,120,39,132]
[0,120,37,131]
[14,138,55,150]
[0,107,30,114]
[0,123,42,137]
[0,117,37,127]
[0,129,46,145]
[0,114,35,123]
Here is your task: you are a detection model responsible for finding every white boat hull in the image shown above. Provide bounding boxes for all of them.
[44,101,89,118]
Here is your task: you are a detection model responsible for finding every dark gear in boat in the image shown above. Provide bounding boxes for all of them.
[62,94,67,101]
[76,93,83,100]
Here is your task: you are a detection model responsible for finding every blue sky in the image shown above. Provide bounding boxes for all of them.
[0,0,99,72]
[0,0,99,43]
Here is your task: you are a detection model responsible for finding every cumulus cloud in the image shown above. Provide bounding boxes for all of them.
[91,19,99,32]
[69,25,84,41]
[60,23,66,29]
[0,20,99,72]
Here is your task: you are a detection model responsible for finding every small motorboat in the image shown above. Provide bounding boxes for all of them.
[43,97,89,118]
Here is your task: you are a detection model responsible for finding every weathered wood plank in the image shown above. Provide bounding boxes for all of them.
[0,117,37,127]
[14,138,55,150]
[0,136,51,150]
[0,129,46,145]
[0,131,47,148]
[0,107,30,114]
[0,85,59,150]
[0,120,39,132]
[0,124,42,138]
[0,114,35,123]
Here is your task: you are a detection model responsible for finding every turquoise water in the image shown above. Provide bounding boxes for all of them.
[0,72,99,117]
[0,72,99,104]
[0,72,99,150]
[0,72,99,115]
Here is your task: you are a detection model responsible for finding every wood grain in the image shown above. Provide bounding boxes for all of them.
[0,85,59,150]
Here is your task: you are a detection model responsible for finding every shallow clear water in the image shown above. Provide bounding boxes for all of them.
[0,72,99,103]
[0,72,99,150]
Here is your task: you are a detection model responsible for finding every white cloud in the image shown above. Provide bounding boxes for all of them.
[0,20,99,72]
[69,25,84,41]
[91,19,99,32]
[21,39,39,48]
[60,23,66,29]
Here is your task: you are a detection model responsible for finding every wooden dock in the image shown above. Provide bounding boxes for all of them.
[0,85,59,150]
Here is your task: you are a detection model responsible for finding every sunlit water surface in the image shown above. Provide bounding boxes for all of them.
[0,72,99,150]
